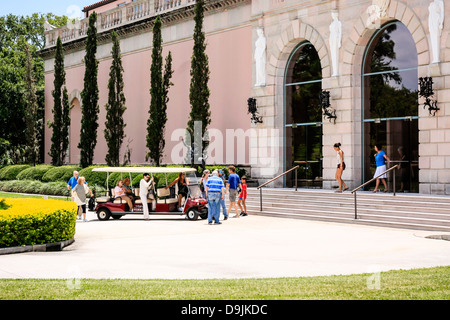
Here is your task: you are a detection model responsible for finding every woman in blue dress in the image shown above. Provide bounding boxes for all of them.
[373,144,390,193]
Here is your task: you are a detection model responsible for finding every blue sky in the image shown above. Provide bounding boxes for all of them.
[0,0,95,18]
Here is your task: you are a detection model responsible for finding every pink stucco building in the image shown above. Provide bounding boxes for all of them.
[41,0,450,195]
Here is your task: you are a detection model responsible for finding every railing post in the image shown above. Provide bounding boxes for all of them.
[393,167,396,196]
[295,168,298,191]
[259,188,262,212]
[354,191,357,220]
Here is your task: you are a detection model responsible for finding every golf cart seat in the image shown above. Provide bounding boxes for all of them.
[157,188,179,204]
[96,196,110,203]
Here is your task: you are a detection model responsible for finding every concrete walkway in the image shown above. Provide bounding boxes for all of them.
[0,211,450,279]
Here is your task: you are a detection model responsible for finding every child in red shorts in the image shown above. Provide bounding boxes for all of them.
[238,176,247,216]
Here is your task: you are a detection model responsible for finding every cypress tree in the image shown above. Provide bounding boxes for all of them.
[49,37,65,166]
[146,16,173,166]
[60,87,71,164]
[24,43,41,165]
[187,0,211,167]
[79,12,99,168]
[104,31,126,167]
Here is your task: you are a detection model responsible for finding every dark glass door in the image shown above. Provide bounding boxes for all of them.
[284,42,323,188]
[364,119,419,192]
[286,124,322,188]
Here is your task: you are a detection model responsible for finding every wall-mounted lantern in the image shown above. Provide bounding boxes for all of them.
[320,90,336,124]
[419,77,439,116]
[247,97,263,124]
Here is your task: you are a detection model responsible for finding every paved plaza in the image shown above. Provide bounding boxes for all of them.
[1,212,450,279]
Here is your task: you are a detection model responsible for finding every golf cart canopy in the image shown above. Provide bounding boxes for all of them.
[92,167,197,174]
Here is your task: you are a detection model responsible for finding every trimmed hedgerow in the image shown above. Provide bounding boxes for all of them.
[41,165,81,183]
[0,180,106,197]
[0,165,31,181]
[78,165,108,188]
[197,166,247,179]
[16,165,53,181]
[0,198,77,248]
[0,180,68,196]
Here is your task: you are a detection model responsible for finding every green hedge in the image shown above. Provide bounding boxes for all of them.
[0,209,76,248]
[16,165,53,181]
[0,165,31,180]
[0,180,106,197]
[198,166,247,179]
[0,164,248,190]
[78,165,108,188]
[42,165,81,183]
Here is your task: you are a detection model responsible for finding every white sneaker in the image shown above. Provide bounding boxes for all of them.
[178,207,183,212]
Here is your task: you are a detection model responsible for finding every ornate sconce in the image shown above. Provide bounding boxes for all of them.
[419,77,439,116]
[247,97,263,124]
[320,90,336,124]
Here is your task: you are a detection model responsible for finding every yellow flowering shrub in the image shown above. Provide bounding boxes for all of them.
[0,198,77,248]
[0,198,77,218]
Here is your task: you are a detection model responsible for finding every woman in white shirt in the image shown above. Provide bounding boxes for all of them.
[334,143,348,193]
[114,180,134,211]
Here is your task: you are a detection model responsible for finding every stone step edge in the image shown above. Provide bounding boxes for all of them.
[253,211,450,232]
[0,238,75,256]
[245,199,450,212]
[246,203,450,220]
[248,206,450,224]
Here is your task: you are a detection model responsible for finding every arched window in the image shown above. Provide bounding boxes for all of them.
[284,42,322,188]
[362,21,419,192]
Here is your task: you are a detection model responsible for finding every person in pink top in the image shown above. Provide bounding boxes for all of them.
[238,176,247,216]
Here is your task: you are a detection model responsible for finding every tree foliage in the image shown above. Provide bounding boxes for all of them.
[48,37,68,166]
[104,31,127,167]
[146,16,173,166]
[79,12,99,168]
[0,13,67,164]
[187,0,211,167]
[24,43,41,165]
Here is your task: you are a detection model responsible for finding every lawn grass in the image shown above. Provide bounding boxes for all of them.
[0,266,449,300]
[0,192,69,201]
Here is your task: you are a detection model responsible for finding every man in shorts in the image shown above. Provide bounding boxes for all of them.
[226,166,241,218]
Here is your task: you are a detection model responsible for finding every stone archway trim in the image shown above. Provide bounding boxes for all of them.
[267,20,330,87]
[346,0,429,77]
[68,89,82,106]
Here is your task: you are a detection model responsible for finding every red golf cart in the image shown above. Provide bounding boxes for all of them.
[91,167,208,221]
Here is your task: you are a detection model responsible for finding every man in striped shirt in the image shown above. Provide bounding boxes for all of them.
[205,169,225,224]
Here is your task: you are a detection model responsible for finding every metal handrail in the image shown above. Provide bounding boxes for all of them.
[351,164,399,219]
[257,165,299,211]
[257,165,300,190]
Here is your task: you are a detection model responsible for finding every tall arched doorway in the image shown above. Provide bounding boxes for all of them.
[284,42,323,188]
[362,21,419,192]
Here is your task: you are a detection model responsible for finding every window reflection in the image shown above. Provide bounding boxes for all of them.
[363,22,419,193]
[285,42,323,188]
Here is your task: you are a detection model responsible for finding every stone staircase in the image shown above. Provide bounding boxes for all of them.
[245,188,450,232]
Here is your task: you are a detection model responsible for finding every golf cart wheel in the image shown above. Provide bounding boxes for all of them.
[186,209,199,221]
[97,208,111,221]
[199,211,208,220]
